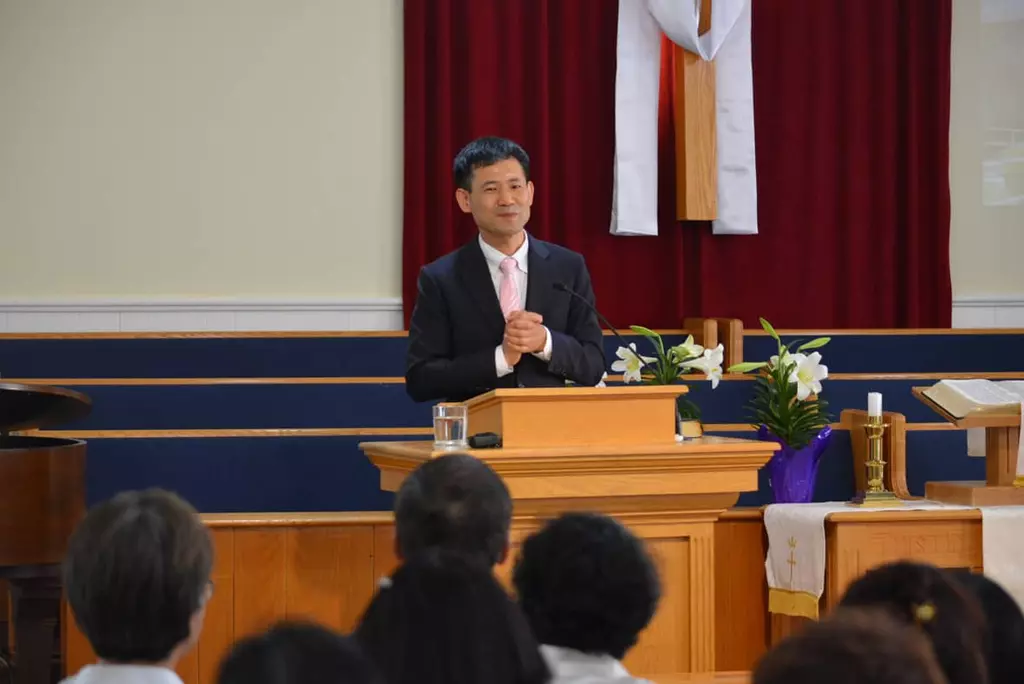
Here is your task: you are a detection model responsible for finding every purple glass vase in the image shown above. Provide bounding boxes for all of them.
[757,425,833,503]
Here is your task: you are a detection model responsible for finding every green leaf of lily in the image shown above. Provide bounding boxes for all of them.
[728,361,768,373]
[796,337,831,352]
[760,318,779,341]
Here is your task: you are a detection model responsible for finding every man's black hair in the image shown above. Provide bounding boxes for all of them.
[453,136,531,191]
[394,453,512,568]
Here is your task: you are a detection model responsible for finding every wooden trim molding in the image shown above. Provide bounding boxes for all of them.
[22,427,433,439]
[0,298,404,334]
[199,511,395,527]
[6,377,406,386]
[3,325,1024,340]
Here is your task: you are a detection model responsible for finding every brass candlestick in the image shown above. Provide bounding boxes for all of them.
[848,414,903,507]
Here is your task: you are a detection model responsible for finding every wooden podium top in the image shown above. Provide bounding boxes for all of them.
[361,436,777,462]
[360,437,779,501]
[911,387,1022,428]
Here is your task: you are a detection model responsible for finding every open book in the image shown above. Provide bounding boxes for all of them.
[921,379,1024,419]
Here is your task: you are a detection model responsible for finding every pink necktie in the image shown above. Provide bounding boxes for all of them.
[499,257,520,319]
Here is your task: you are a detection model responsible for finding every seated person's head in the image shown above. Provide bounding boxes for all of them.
[394,453,511,568]
[948,570,1024,684]
[753,607,947,684]
[217,621,380,684]
[63,488,213,666]
[838,560,987,684]
[355,552,548,684]
[512,511,661,661]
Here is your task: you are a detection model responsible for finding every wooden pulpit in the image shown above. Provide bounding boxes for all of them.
[359,386,777,678]
[913,387,1024,505]
[0,383,91,684]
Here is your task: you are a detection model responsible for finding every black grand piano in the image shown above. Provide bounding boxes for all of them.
[0,383,91,684]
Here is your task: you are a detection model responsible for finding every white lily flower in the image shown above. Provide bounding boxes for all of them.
[669,335,704,363]
[788,351,828,400]
[681,344,725,389]
[770,350,805,371]
[611,344,655,384]
[595,372,608,388]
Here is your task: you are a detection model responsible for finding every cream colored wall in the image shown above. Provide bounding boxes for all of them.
[0,0,402,301]
[1,0,1019,309]
[949,0,1024,298]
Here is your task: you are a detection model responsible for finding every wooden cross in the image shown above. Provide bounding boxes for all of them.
[669,0,717,221]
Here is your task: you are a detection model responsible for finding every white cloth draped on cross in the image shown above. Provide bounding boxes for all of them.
[612,0,757,236]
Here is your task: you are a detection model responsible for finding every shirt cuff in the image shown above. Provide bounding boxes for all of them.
[532,326,553,362]
[495,345,514,377]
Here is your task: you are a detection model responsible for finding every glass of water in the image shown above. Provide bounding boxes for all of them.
[433,403,468,450]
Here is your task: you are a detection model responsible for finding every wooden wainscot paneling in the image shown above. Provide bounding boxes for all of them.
[713,509,768,671]
[64,508,764,684]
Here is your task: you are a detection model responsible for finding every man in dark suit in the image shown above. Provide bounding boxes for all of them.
[405,137,606,403]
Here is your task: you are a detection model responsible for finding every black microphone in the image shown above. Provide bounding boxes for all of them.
[552,282,660,379]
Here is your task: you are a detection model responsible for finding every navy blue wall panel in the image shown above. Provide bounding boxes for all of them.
[677,378,948,424]
[49,378,963,431]
[75,423,987,512]
[84,436,405,513]
[0,335,681,381]
[61,383,430,430]
[6,332,1021,380]
[905,431,984,495]
[745,333,1024,373]
[0,330,1019,513]
[0,337,411,379]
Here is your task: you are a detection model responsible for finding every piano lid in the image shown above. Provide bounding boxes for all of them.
[0,382,91,433]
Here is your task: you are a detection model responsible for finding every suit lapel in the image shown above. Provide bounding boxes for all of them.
[455,241,506,336]
[525,238,554,318]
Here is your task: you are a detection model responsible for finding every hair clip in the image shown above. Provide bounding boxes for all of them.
[913,602,936,623]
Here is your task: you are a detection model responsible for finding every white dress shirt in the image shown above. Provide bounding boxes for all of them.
[540,645,653,684]
[61,664,184,684]
[477,234,553,377]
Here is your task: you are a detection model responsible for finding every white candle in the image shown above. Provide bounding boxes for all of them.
[868,392,882,417]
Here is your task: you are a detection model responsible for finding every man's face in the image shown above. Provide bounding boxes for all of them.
[455,158,534,239]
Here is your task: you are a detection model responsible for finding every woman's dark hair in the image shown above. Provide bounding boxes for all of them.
[754,607,948,684]
[63,488,213,663]
[948,570,1024,684]
[217,621,380,684]
[354,551,549,684]
[838,561,988,684]
[512,512,660,660]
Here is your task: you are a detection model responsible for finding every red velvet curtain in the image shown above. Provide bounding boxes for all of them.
[403,0,952,329]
